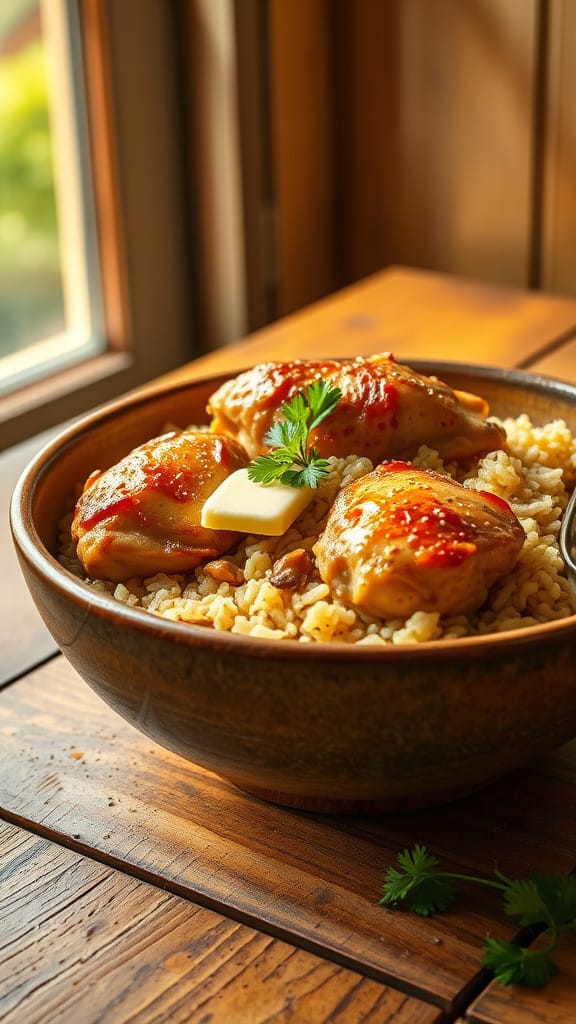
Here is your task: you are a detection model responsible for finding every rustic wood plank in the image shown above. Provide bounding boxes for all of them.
[2,660,576,1013]
[1,821,441,1024]
[527,335,576,383]
[465,934,576,1024]
[156,267,576,385]
[462,741,576,1022]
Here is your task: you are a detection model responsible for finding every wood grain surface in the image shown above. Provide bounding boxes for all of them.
[2,659,575,1015]
[2,821,442,1024]
[465,934,576,1024]
[4,267,576,1024]
[529,336,576,382]
[156,266,576,387]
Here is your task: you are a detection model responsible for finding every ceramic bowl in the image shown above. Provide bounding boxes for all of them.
[10,362,576,813]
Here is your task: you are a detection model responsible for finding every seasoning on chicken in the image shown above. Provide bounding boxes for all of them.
[72,431,249,582]
[313,461,525,619]
[207,353,506,463]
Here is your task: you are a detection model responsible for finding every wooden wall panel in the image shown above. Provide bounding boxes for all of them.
[332,0,399,288]
[199,0,576,343]
[333,0,539,288]
[185,0,248,349]
[268,0,337,317]
[541,0,576,297]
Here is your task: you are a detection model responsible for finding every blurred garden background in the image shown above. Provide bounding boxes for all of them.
[0,0,65,359]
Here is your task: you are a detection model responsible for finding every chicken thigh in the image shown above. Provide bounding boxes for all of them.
[313,461,525,619]
[207,354,506,463]
[72,430,249,581]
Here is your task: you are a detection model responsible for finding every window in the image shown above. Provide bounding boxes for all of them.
[1,0,195,449]
[0,0,104,398]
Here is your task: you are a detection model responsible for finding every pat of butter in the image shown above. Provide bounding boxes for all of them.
[201,468,313,536]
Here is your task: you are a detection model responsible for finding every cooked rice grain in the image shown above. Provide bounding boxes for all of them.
[59,420,576,644]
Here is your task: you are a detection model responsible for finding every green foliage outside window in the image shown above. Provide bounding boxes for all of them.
[0,38,65,356]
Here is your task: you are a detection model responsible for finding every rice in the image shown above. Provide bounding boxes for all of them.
[58,415,576,644]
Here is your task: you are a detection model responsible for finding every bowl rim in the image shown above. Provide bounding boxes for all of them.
[10,358,576,662]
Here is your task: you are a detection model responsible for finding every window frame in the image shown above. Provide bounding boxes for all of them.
[1,0,196,449]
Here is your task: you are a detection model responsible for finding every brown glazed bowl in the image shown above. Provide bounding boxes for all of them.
[10,362,576,814]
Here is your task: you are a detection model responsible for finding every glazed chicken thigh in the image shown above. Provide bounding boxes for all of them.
[207,354,506,463]
[313,461,525,619]
[72,430,249,581]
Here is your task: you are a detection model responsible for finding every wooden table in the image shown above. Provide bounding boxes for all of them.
[3,266,576,1023]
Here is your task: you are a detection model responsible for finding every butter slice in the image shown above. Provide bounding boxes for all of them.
[201,468,313,536]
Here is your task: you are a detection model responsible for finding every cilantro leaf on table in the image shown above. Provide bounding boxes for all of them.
[380,844,455,916]
[502,877,553,926]
[482,937,559,989]
[380,843,576,989]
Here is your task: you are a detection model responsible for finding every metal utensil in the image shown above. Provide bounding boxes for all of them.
[560,487,576,596]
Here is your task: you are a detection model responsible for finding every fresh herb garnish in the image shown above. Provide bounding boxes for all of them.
[380,844,576,988]
[247,380,341,489]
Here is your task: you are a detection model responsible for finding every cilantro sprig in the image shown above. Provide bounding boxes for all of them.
[380,844,576,988]
[247,380,341,489]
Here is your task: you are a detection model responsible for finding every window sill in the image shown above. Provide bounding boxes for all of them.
[0,350,135,449]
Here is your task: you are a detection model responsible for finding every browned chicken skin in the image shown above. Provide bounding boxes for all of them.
[207,354,506,463]
[72,431,249,582]
[313,461,525,619]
